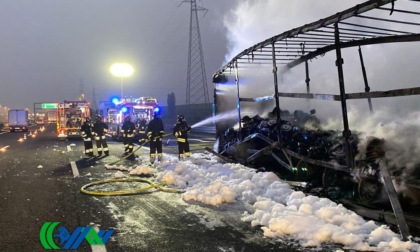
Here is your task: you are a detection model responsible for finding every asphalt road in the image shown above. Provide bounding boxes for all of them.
[0,124,311,252]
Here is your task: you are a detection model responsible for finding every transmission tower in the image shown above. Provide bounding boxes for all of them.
[92,86,98,113]
[79,79,85,101]
[183,0,209,104]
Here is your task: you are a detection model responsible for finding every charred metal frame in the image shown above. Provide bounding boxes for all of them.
[234,60,242,141]
[334,22,354,169]
[213,0,420,240]
[271,42,281,142]
[358,46,374,113]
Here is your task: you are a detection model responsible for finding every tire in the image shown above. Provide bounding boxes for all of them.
[358,178,382,203]
[322,168,340,188]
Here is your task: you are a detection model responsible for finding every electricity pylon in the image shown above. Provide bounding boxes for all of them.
[182,0,209,104]
[92,86,98,113]
[79,79,85,101]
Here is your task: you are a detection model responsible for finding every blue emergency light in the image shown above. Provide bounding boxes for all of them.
[121,107,128,113]
[111,97,120,105]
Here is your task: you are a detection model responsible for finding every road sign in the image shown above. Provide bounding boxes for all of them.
[41,103,58,109]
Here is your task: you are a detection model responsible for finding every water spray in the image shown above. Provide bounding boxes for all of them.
[190,110,238,129]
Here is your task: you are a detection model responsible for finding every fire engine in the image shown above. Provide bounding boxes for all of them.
[56,100,91,140]
[102,97,159,140]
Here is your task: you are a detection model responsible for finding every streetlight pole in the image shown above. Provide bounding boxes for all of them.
[120,75,123,99]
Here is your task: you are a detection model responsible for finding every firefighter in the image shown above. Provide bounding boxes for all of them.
[136,115,148,143]
[121,116,136,155]
[92,115,109,156]
[173,115,191,159]
[81,117,94,157]
[146,111,164,163]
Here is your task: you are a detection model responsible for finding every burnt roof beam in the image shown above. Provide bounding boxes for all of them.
[297,31,366,40]
[356,14,420,26]
[376,7,420,15]
[218,0,395,73]
[339,21,413,34]
[307,29,386,38]
[286,33,420,70]
[322,26,396,36]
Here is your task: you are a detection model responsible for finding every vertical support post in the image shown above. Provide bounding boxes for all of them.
[303,43,311,111]
[271,43,282,143]
[305,60,310,93]
[379,160,410,240]
[234,60,242,141]
[302,43,311,94]
[334,23,354,169]
[358,46,373,113]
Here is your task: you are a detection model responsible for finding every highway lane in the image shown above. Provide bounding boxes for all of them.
[0,124,313,252]
[0,123,372,252]
[0,124,114,251]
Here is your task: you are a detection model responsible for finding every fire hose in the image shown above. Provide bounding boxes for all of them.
[80,133,181,196]
[80,177,183,196]
[108,133,173,165]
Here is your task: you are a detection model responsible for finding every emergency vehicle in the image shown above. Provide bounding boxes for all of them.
[56,100,91,140]
[104,97,159,140]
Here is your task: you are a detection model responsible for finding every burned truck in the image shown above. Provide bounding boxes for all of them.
[212,1,420,238]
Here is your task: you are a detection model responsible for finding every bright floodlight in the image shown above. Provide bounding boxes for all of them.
[110,63,134,78]
[110,63,134,98]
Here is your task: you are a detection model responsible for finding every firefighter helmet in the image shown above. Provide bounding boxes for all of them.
[95,115,102,122]
[241,115,251,123]
[85,117,91,123]
[124,116,131,122]
[177,115,185,121]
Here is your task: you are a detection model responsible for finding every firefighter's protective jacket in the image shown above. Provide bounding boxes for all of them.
[93,122,108,139]
[146,117,164,141]
[136,118,148,134]
[121,120,136,138]
[81,122,93,140]
[173,121,191,143]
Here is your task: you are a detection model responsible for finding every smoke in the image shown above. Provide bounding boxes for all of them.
[221,0,420,108]
[222,0,364,62]
[356,111,420,173]
[221,0,420,148]
[321,109,420,172]
[220,1,420,202]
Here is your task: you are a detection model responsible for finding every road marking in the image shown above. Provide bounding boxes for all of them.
[188,138,214,143]
[0,145,10,152]
[67,145,72,152]
[92,225,108,252]
[91,245,107,252]
[70,161,80,177]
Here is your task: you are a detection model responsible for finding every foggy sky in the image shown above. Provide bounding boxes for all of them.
[0,0,236,110]
[1,0,419,115]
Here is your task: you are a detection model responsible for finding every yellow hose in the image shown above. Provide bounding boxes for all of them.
[80,177,183,196]
[109,133,173,165]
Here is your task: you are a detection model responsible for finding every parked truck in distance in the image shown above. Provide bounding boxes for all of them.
[47,110,57,123]
[8,109,29,132]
